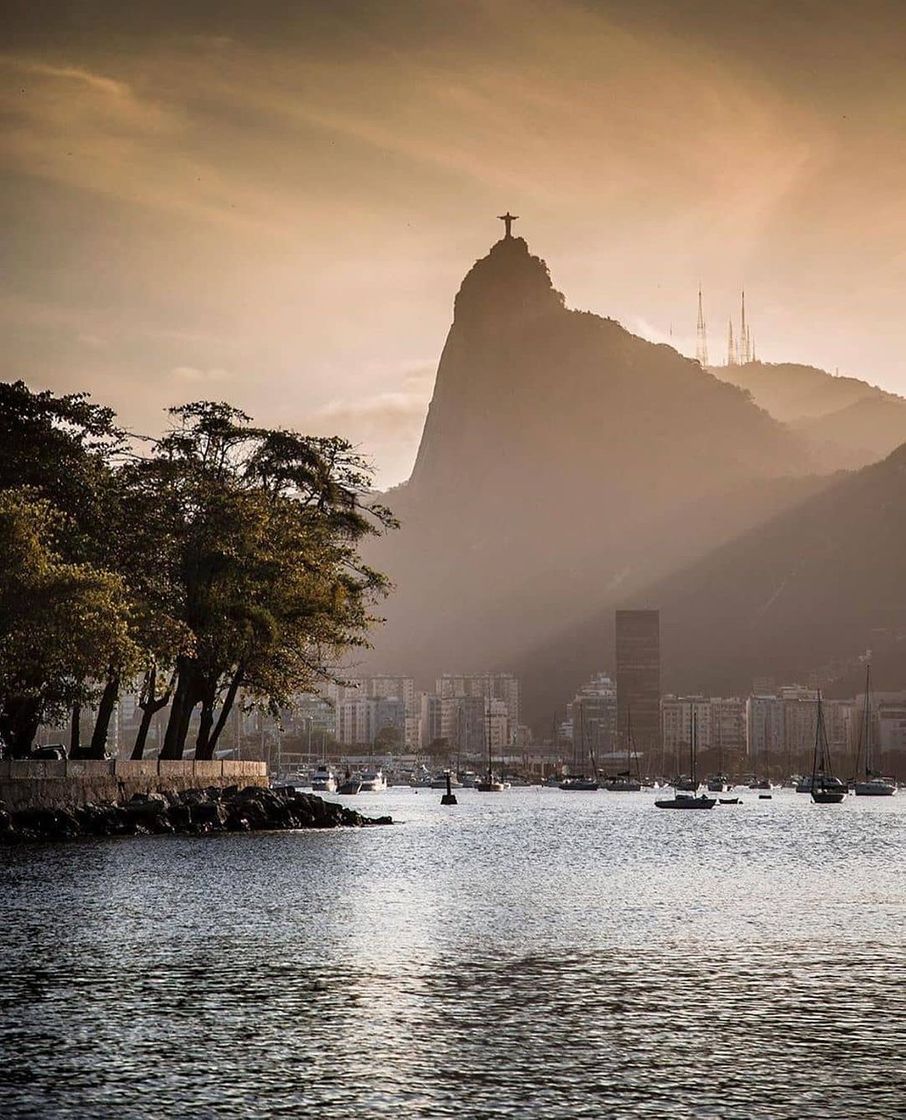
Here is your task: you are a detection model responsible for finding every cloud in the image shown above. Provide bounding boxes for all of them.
[170,365,232,383]
[312,388,431,441]
[302,363,436,487]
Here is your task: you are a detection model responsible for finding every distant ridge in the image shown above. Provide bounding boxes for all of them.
[624,441,906,697]
[716,361,906,469]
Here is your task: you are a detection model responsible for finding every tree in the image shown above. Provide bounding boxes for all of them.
[374,724,403,752]
[136,403,396,760]
[0,380,122,563]
[0,491,139,756]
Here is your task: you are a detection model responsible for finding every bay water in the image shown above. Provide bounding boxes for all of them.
[2,787,904,1118]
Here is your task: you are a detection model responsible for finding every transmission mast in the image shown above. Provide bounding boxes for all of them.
[695,287,709,367]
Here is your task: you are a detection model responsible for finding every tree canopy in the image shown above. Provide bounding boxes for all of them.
[0,384,396,759]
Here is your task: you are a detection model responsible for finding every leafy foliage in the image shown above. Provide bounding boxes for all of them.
[0,384,396,759]
[0,491,139,755]
[146,403,396,759]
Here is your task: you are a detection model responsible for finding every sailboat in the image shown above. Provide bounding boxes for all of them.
[476,697,506,792]
[810,691,847,804]
[706,707,730,791]
[655,710,716,809]
[560,730,599,790]
[603,710,641,791]
[748,709,774,790]
[854,664,896,796]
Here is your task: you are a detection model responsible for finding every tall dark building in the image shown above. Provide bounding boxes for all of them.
[615,609,661,762]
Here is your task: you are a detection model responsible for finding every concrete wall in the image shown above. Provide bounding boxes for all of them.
[0,759,268,811]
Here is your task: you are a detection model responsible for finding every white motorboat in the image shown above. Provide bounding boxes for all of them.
[359,768,387,792]
[310,763,337,793]
[430,771,462,789]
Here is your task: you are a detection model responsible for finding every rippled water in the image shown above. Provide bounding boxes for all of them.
[2,788,905,1119]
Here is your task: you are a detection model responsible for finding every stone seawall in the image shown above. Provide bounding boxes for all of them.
[0,759,268,811]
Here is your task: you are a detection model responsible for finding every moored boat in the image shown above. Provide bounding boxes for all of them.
[359,767,387,792]
[655,709,716,810]
[854,777,897,796]
[853,664,897,796]
[604,711,642,791]
[430,772,462,789]
[311,763,337,793]
[810,692,846,804]
[559,776,599,791]
[476,697,509,793]
[656,791,717,809]
[603,776,642,792]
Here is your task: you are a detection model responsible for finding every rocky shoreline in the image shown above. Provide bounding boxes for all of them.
[0,784,392,844]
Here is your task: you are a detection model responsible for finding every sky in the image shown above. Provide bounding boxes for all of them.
[4,0,906,487]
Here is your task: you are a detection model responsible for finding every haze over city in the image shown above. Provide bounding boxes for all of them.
[5,0,906,485]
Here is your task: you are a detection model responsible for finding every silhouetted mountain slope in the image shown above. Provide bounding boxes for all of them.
[531,444,906,717]
[716,361,906,469]
[368,236,819,688]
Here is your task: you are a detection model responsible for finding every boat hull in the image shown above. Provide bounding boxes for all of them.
[811,790,845,804]
[655,796,716,810]
[854,782,896,796]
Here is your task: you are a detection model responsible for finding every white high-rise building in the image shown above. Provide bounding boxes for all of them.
[435,674,521,730]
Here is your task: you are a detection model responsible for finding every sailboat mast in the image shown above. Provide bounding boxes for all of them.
[691,708,697,786]
[716,702,723,774]
[486,695,492,785]
[811,692,821,785]
[864,663,873,776]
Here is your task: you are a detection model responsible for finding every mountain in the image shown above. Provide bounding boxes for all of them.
[367,235,822,694]
[530,443,906,713]
[716,361,906,469]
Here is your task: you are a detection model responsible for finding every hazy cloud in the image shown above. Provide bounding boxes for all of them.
[170,366,232,383]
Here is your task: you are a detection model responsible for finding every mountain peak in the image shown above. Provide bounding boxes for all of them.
[453,236,565,325]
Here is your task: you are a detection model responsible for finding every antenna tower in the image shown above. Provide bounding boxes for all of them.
[740,290,751,364]
[695,287,709,367]
[727,318,736,366]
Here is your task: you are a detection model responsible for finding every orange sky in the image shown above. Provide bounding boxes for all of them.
[4,1,906,485]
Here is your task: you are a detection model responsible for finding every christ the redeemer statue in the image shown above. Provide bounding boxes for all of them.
[498,211,519,238]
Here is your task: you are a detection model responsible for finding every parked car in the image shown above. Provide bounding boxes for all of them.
[30,744,68,760]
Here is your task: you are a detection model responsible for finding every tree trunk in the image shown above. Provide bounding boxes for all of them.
[195,681,216,760]
[201,666,243,760]
[0,697,41,758]
[131,666,173,761]
[87,669,120,759]
[160,659,196,760]
[70,703,81,757]
[132,705,155,761]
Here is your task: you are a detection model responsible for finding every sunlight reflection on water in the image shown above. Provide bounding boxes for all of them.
[1,788,904,1118]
